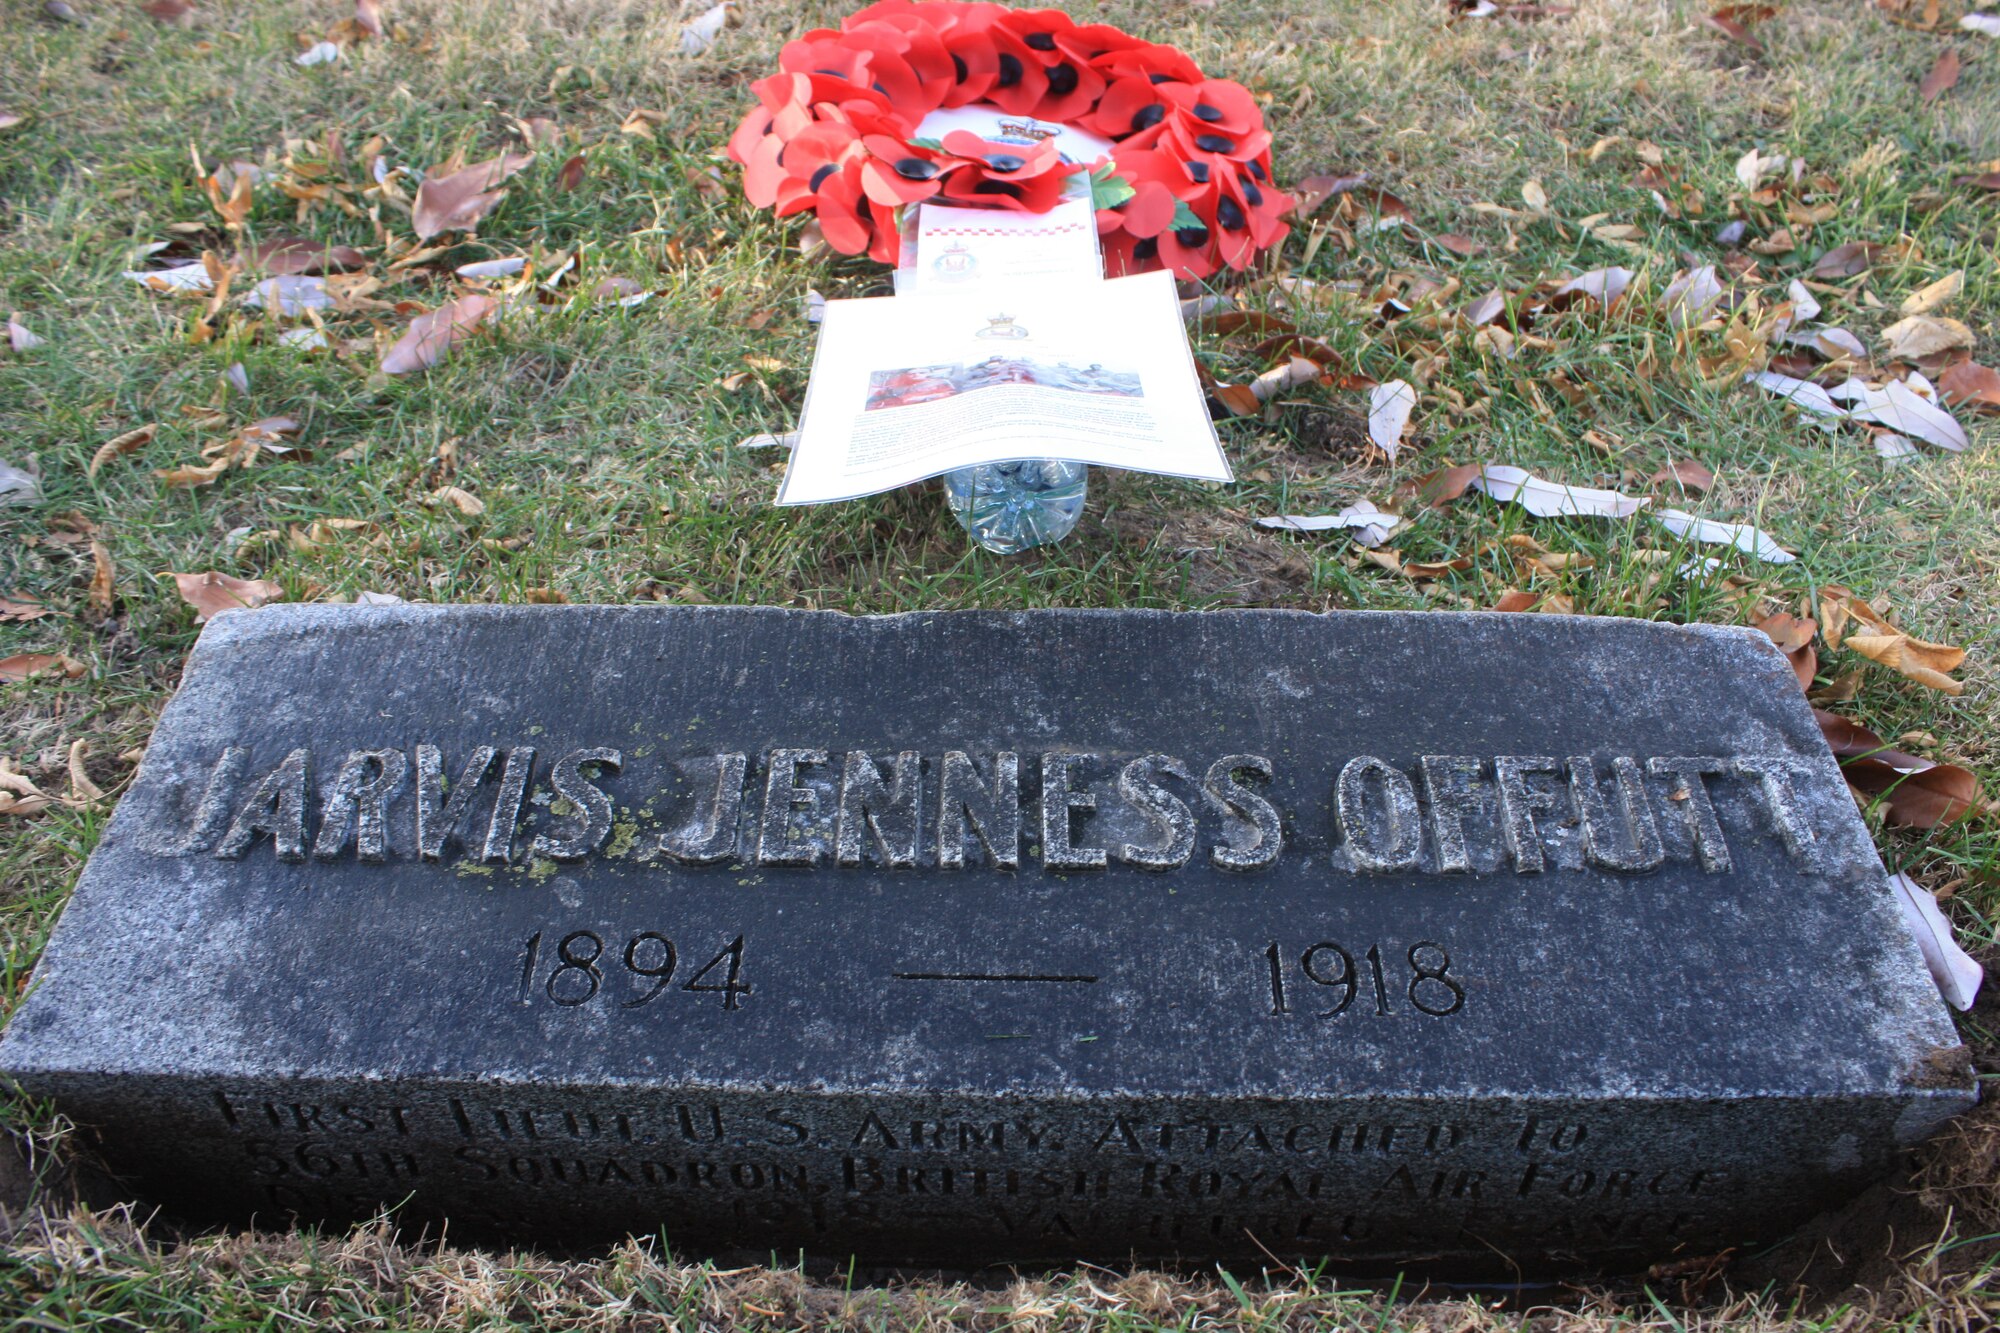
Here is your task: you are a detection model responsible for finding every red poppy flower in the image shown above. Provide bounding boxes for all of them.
[933,129,1074,212]
[1159,78,1262,136]
[859,135,953,207]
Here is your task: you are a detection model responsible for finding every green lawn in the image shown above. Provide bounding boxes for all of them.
[2,0,1998,1326]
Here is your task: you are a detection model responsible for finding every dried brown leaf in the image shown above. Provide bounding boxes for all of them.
[88,424,158,480]
[1649,459,1716,493]
[381,295,495,375]
[0,652,85,683]
[1809,241,1882,279]
[0,594,49,622]
[1921,48,1962,102]
[88,541,114,616]
[429,484,485,516]
[169,570,285,623]
[411,153,534,240]
[1938,360,2000,412]
[1847,631,1965,695]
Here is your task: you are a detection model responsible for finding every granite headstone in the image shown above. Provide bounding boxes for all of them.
[0,605,1974,1270]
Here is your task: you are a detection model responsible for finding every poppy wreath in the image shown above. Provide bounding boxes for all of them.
[727,0,1292,280]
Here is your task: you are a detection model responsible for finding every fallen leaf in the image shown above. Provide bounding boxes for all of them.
[1809,242,1881,279]
[429,484,485,516]
[1705,12,1764,51]
[1250,357,1322,402]
[1920,48,1962,102]
[1938,360,2000,412]
[1470,465,1649,519]
[1660,264,1725,328]
[1492,589,1540,612]
[1962,13,2000,37]
[1876,434,1920,465]
[681,0,729,54]
[355,0,383,38]
[1847,630,1965,695]
[1841,377,1969,451]
[7,314,44,352]
[88,541,114,616]
[1735,148,1784,190]
[1753,611,1817,691]
[1550,267,1634,310]
[0,652,85,683]
[0,111,22,132]
[0,758,57,817]
[142,0,191,21]
[1901,269,1964,316]
[1432,232,1484,257]
[1520,178,1548,212]
[245,237,367,275]
[1464,288,1507,326]
[1654,508,1795,563]
[1290,171,1372,218]
[411,153,535,240]
[1879,314,1974,361]
[1256,501,1403,548]
[154,457,232,488]
[123,261,214,293]
[0,461,42,507]
[295,41,340,67]
[88,424,158,480]
[1650,459,1716,493]
[1367,381,1416,461]
[380,295,495,375]
[1891,873,1982,1009]
[169,570,285,623]
[557,152,586,191]
[0,594,49,622]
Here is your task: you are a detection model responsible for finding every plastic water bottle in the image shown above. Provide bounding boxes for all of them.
[942,460,1088,555]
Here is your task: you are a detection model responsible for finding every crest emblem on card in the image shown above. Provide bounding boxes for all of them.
[932,242,976,281]
[996,118,1057,143]
[976,313,1028,339]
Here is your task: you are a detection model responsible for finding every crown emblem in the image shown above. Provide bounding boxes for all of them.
[996,118,1058,142]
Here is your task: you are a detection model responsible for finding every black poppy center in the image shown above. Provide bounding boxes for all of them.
[1193,102,1223,122]
[1132,236,1160,261]
[1174,225,1210,248]
[1148,72,1172,85]
[951,54,968,83]
[893,158,939,181]
[1246,159,1267,181]
[1195,133,1235,154]
[1130,103,1165,133]
[1242,179,1263,206]
[974,179,1025,199]
[985,153,1027,173]
[997,53,1024,87]
[1045,63,1078,96]
[808,164,837,192]
[1216,196,1247,231]
[1024,32,1056,50]
[1185,161,1209,184]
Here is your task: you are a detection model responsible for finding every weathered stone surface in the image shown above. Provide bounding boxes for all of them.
[0,605,1973,1270]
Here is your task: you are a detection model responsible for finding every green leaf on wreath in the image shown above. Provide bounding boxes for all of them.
[1171,199,1203,231]
[1088,168,1136,211]
[907,137,945,151]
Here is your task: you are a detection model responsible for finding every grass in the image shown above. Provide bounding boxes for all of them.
[2,0,1999,1326]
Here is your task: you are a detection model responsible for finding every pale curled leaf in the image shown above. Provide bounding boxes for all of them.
[429,484,485,516]
[1748,371,1844,418]
[123,262,213,293]
[0,461,42,507]
[1250,358,1321,403]
[1654,508,1794,563]
[1846,631,1964,695]
[295,41,341,67]
[1901,270,1964,316]
[169,570,285,623]
[7,315,44,352]
[1660,264,1724,328]
[681,1,729,54]
[1470,465,1649,519]
[1890,873,1982,1011]
[1367,380,1416,461]
[1962,13,2000,36]
[243,275,332,315]
[1257,501,1404,548]
[1879,315,1974,362]
[380,295,495,375]
[1552,267,1634,309]
[1843,378,1969,452]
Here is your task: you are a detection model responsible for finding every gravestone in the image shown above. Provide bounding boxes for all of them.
[0,605,1973,1272]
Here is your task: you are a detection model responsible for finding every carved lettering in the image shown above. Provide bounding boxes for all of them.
[1116,755,1196,870]
[937,751,1020,870]
[415,744,500,862]
[1733,755,1820,869]
[1201,754,1282,871]
[758,748,828,866]
[481,746,537,865]
[1335,756,1423,873]
[1494,755,1565,874]
[835,750,922,869]
[213,748,312,862]
[533,748,622,860]
[1418,756,1483,874]
[313,748,409,863]
[161,746,250,856]
[1567,755,1664,873]
[1647,756,1733,873]
[1040,753,1106,871]
[661,753,746,865]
